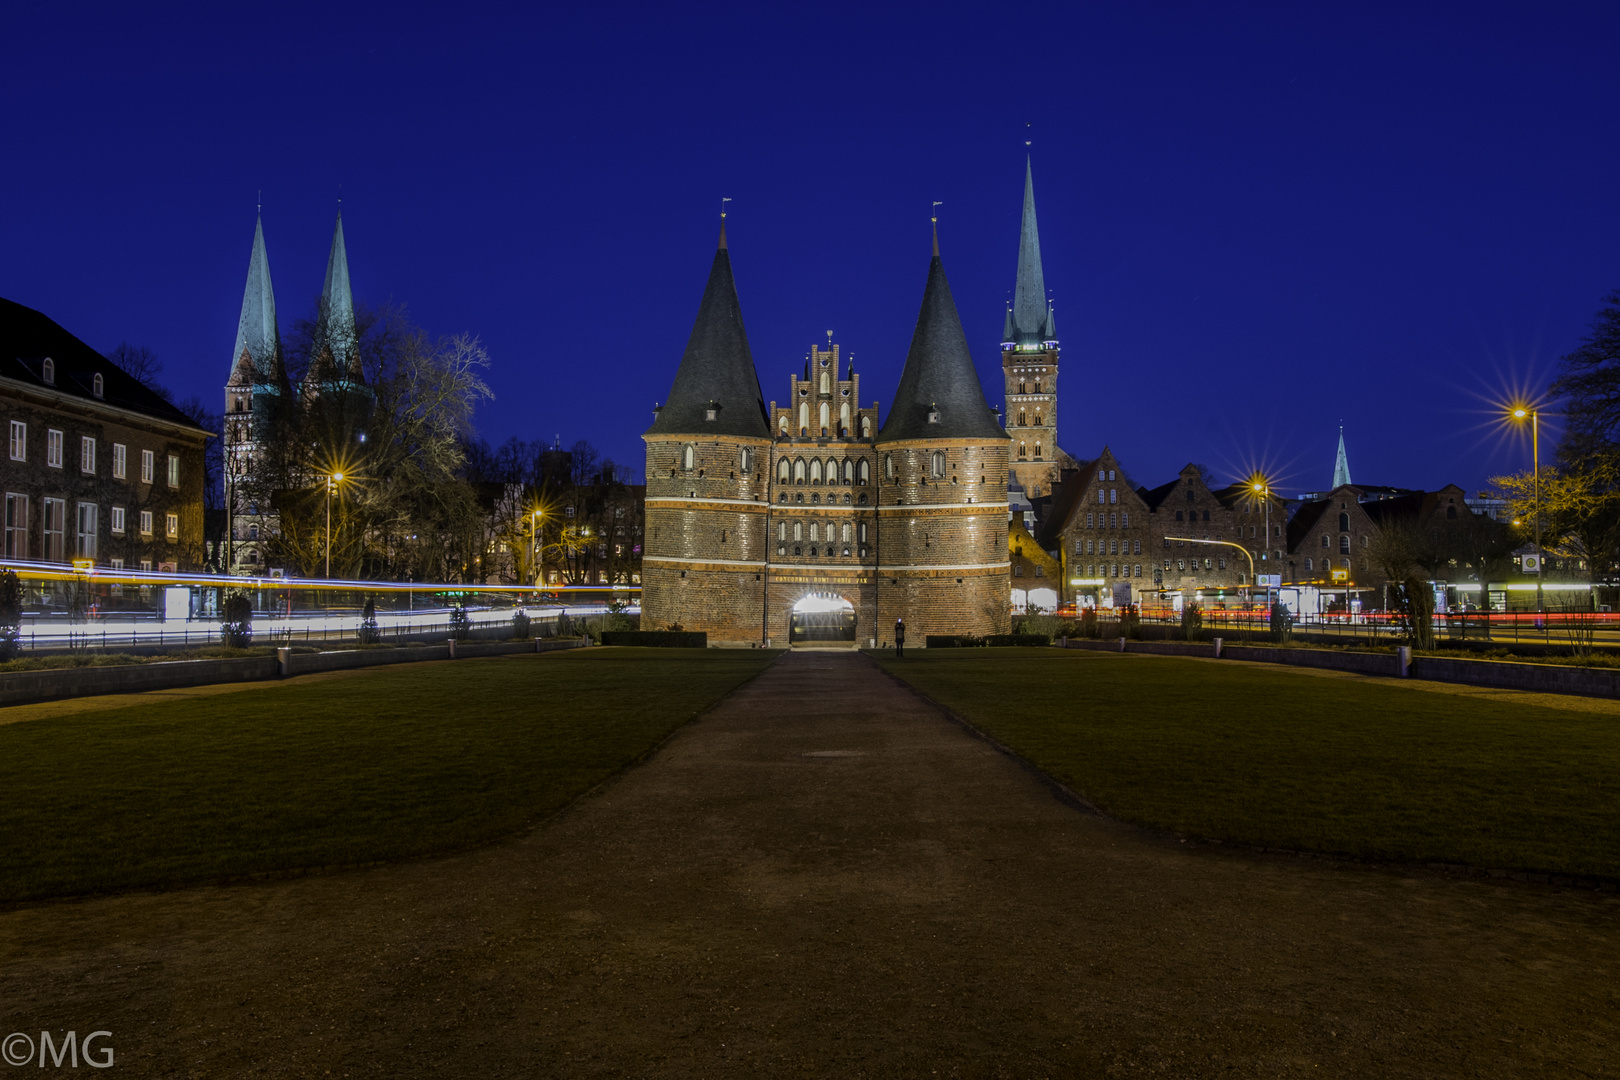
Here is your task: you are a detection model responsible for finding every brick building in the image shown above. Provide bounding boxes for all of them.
[0,297,209,571]
[641,217,1010,646]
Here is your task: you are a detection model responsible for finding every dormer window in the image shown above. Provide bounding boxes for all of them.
[926,403,940,424]
[92,373,104,398]
[41,358,54,385]
[705,404,718,421]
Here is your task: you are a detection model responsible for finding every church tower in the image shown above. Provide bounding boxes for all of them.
[1333,426,1353,488]
[641,218,774,640]
[874,222,1012,640]
[1001,157,1064,497]
[222,212,288,574]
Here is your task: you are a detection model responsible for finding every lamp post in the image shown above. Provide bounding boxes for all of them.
[1510,406,1543,614]
[325,472,343,579]
[1250,476,1272,627]
[530,508,541,587]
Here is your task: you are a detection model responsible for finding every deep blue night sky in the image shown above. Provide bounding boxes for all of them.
[4,3,1617,497]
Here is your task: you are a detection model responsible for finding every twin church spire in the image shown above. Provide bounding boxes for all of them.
[1003,156,1057,348]
[225,208,360,397]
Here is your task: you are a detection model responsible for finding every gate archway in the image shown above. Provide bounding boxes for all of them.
[789,592,857,647]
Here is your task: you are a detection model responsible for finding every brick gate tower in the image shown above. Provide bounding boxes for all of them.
[874,224,1012,641]
[1001,157,1068,498]
[641,219,773,640]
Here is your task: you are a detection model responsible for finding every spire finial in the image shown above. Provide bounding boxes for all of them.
[1024,120,1032,148]
[257,189,261,215]
[718,196,731,249]
[931,201,942,257]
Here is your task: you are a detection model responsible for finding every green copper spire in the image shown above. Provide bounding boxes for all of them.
[229,214,280,383]
[315,210,357,379]
[1007,156,1056,347]
[1333,426,1353,488]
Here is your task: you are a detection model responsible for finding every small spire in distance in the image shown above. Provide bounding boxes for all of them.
[719,196,731,249]
[931,201,943,257]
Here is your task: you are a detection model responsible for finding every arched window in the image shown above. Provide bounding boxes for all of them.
[793,458,806,483]
[779,414,789,435]
[1034,411,1042,427]
[1447,505,1457,519]
[42,358,54,384]
[884,454,894,480]
[1343,559,1351,572]
[778,458,791,483]
[1018,409,1027,426]
[811,493,820,504]
[741,447,753,472]
[1034,380,1043,393]
[858,492,868,505]
[858,458,870,484]
[1338,512,1350,531]
[931,451,946,477]
[861,415,871,437]
[92,373,104,398]
[826,458,838,483]
[859,522,868,542]
[842,522,851,542]
[1018,442,1028,459]
[1108,470,1116,481]
[793,521,803,541]
[682,445,695,471]
[1305,557,1314,572]
[799,403,809,434]
[820,371,830,394]
[1034,442,1043,460]
[842,459,852,483]
[840,402,851,435]
[1321,534,1329,548]
[1109,489,1117,504]
[810,459,823,484]
[809,522,819,542]
[819,402,829,434]
[1339,534,1351,554]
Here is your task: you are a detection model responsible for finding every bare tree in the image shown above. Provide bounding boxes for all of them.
[105,342,169,397]
[1368,519,1437,649]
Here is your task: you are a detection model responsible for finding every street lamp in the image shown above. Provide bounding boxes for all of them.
[529,508,542,587]
[325,472,343,579]
[1508,404,1543,613]
[1249,474,1274,617]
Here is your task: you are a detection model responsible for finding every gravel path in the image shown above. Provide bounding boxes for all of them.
[1,650,1615,1077]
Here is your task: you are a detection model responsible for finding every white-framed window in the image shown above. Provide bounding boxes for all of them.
[141,449,155,484]
[139,510,153,537]
[111,506,126,535]
[165,512,178,539]
[139,559,152,572]
[8,421,24,462]
[92,373,104,398]
[167,453,180,488]
[81,436,96,474]
[4,493,26,559]
[76,503,98,559]
[47,429,63,468]
[113,443,127,479]
[110,557,124,570]
[931,451,946,478]
[42,498,65,561]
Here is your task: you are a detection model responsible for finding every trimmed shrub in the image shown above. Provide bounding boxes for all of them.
[221,593,253,649]
[0,569,21,660]
[985,633,1052,647]
[1181,601,1203,641]
[599,630,707,648]
[359,597,381,644]
[449,606,470,641]
[1078,607,1099,639]
[925,635,987,648]
[512,609,532,640]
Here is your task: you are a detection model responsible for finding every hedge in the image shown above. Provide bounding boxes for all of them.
[926,634,1051,648]
[599,631,708,648]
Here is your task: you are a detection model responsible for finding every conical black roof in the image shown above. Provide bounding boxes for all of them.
[646,228,770,439]
[878,253,1009,443]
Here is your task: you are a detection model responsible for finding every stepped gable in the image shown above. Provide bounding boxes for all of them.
[879,238,1008,444]
[646,222,770,440]
[0,297,203,430]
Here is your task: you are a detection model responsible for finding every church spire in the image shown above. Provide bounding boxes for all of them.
[1333,426,1353,488]
[314,210,358,381]
[229,213,280,385]
[1008,156,1055,346]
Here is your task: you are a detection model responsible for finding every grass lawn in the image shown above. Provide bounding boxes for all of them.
[874,648,1620,879]
[0,648,775,903]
